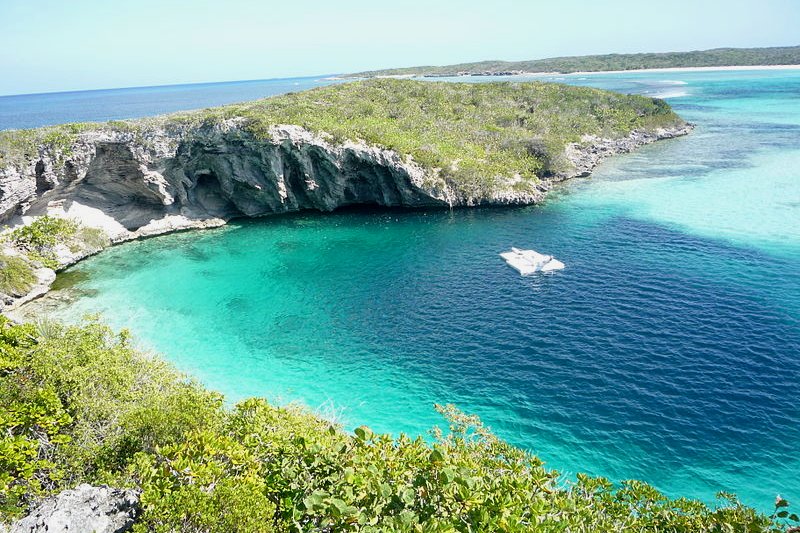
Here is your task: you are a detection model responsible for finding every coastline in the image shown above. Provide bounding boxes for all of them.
[3,122,693,319]
[346,64,800,80]
[548,64,800,76]
[0,79,692,315]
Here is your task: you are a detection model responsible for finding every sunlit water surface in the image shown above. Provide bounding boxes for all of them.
[21,69,800,510]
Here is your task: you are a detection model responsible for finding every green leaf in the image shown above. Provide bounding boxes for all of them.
[354,426,372,441]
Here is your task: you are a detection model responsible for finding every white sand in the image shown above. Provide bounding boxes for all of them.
[537,65,800,76]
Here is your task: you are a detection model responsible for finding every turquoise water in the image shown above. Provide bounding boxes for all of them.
[29,70,800,511]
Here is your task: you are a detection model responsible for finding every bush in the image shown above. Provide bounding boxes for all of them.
[0,318,795,531]
[133,430,276,532]
[0,254,35,296]
[9,216,77,269]
[9,216,77,251]
[76,226,111,251]
[7,216,108,270]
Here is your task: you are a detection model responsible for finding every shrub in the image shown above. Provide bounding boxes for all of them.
[133,430,276,532]
[0,318,795,531]
[76,226,111,251]
[8,216,108,270]
[9,216,77,269]
[0,254,35,296]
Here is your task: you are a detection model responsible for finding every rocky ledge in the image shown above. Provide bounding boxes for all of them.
[6,484,139,533]
[0,120,691,311]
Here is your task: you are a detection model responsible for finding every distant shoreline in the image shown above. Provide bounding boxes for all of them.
[345,64,800,80]
[552,64,800,76]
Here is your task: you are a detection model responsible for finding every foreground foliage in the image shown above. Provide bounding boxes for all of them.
[352,45,800,77]
[0,318,796,531]
[0,79,683,201]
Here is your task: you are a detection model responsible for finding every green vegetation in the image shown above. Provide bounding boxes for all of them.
[75,225,111,251]
[0,254,35,296]
[8,216,78,269]
[351,45,800,78]
[0,122,97,167]
[0,216,108,301]
[6,215,109,270]
[0,317,797,531]
[191,80,681,198]
[0,79,683,201]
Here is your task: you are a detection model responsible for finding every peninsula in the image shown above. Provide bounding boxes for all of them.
[0,79,689,310]
[348,45,800,78]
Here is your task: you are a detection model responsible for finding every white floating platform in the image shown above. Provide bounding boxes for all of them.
[500,247,565,275]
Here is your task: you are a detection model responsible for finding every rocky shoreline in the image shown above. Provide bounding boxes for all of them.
[0,121,692,313]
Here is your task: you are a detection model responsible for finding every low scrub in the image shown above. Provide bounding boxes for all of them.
[192,79,683,199]
[0,318,796,531]
[6,216,108,269]
[1,79,685,202]
[0,254,35,296]
[352,45,800,77]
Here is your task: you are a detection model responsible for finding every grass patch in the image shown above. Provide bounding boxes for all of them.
[0,254,35,296]
[0,122,98,167]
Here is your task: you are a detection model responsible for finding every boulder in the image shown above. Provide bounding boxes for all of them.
[9,484,139,533]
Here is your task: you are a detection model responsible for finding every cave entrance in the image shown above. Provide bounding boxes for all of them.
[35,161,52,194]
[192,171,241,217]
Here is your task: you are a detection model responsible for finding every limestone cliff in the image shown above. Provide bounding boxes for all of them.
[0,120,691,244]
[0,118,691,313]
[0,121,455,243]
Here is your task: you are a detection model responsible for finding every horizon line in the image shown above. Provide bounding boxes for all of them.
[0,73,340,99]
[4,42,799,99]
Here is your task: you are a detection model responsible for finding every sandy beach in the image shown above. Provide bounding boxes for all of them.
[534,64,800,76]
[342,65,800,80]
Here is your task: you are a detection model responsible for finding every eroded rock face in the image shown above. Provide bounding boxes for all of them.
[9,484,139,533]
[0,121,691,244]
[561,125,695,178]
[1,123,454,242]
[0,120,691,313]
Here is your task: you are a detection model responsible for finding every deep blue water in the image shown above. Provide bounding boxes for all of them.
[0,76,339,130]
[14,69,800,512]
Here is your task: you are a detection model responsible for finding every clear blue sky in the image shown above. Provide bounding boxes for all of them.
[1,0,798,96]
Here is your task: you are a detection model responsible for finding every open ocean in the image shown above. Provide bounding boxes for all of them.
[13,69,800,511]
[0,76,339,130]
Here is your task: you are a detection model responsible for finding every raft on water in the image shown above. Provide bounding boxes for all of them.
[500,247,565,275]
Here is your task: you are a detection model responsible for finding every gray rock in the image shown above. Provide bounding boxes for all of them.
[9,484,139,533]
[0,119,692,312]
[0,121,693,239]
[560,124,694,180]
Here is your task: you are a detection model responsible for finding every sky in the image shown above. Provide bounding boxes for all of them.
[1,0,799,96]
